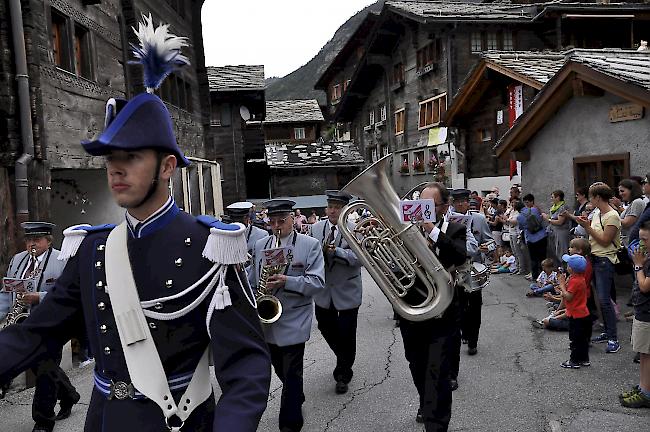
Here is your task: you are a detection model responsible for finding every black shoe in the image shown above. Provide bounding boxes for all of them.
[55,391,81,420]
[633,352,641,364]
[32,424,53,432]
[450,378,459,391]
[468,346,478,356]
[415,408,424,423]
[335,380,348,394]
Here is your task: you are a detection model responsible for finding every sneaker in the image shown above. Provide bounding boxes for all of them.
[591,333,608,343]
[524,273,533,281]
[619,385,640,401]
[560,360,580,369]
[620,390,650,408]
[579,361,591,367]
[606,340,621,353]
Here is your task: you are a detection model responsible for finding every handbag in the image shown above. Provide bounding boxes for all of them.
[598,213,631,275]
[501,231,511,242]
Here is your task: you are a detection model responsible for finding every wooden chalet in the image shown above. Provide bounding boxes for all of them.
[495,49,650,200]
[314,1,650,196]
[263,99,325,144]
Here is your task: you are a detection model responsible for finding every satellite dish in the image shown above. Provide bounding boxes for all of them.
[239,106,251,121]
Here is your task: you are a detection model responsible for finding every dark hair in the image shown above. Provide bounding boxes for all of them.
[541,258,554,268]
[471,191,479,195]
[514,201,525,211]
[575,186,588,197]
[640,221,650,232]
[618,178,643,203]
[499,199,508,207]
[552,190,565,201]
[522,193,535,202]
[630,176,644,186]
[589,182,614,201]
[424,182,450,204]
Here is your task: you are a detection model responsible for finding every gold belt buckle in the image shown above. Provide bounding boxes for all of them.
[108,380,135,400]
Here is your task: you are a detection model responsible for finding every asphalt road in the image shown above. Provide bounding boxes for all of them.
[1,270,647,431]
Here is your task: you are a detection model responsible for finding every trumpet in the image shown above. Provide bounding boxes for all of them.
[256,230,284,324]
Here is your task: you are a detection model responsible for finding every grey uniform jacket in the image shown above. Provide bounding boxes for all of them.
[249,231,325,346]
[0,248,67,321]
[309,220,363,310]
[469,212,493,262]
[247,226,269,255]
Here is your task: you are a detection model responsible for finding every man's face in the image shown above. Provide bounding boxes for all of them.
[105,149,172,208]
[268,213,294,237]
[643,179,650,196]
[640,228,650,249]
[523,200,533,208]
[453,198,469,214]
[24,236,50,257]
[326,202,344,225]
[420,187,447,219]
[295,209,301,217]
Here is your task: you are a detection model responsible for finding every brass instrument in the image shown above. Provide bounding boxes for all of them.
[256,230,284,324]
[2,247,39,329]
[337,154,454,321]
[323,225,336,263]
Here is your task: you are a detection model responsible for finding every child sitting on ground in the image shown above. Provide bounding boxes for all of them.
[526,258,558,297]
[557,253,591,369]
[492,247,517,274]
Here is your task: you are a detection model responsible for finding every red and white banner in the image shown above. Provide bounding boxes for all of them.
[508,84,523,128]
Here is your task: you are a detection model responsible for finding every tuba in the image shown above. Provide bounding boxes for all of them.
[256,230,284,324]
[338,154,454,321]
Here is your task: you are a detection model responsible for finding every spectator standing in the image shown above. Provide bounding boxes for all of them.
[518,194,548,279]
[488,198,504,257]
[543,190,571,265]
[508,201,531,277]
[614,179,646,247]
[629,174,650,244]
[557,254,591,369]
[470,191,483,210]
[575,182,622,353]
[621,221,650,408]
[573,187,589,225]
[294,209,308,233]
[307,210,319,225]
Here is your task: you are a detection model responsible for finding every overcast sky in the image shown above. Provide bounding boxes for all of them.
[201,0,375,78]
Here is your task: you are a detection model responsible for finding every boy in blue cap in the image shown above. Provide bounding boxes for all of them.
[557,253,591,369]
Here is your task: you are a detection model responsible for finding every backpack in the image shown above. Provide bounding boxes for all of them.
[526,209,543,234]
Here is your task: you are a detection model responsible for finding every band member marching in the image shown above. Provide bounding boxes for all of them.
[0,15,271,432]
[399,183,467,431]
[224,201,268,267]
[309,190,363,394]
[248,199,325,432]
[1,222,80,432]
[448,189,492,390]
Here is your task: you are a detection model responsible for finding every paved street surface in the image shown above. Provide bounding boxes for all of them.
[1,270,647,431]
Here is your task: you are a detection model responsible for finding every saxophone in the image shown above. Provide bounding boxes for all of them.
[2,247,39,329]
[256,230,285,324]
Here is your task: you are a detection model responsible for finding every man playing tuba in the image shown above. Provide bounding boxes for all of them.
[248,199,325,432]
[398,183,467,431]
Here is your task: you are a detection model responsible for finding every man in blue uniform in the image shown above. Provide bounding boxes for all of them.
[0,17,271,432]
[399,183,467,431]
[1,222,80,432]
[309,190,363,394]
[249,200,325,432]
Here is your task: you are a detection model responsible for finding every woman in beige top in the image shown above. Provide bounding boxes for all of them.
[574,182,622,353]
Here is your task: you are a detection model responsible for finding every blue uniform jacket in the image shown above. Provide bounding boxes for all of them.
[0,206,271,432]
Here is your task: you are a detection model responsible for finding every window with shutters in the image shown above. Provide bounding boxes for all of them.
[395,109,405,135]
[51,10,70,71]
[487,32,498,50]
[294,127,306,140]
[470,32,482,53]
[418,94,447,130]
[416,41,439,75]
[74,25,92,79]
[390,62,405,86]
[503,32,514,51]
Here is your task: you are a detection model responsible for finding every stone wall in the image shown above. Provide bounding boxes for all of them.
[522,92,650,204]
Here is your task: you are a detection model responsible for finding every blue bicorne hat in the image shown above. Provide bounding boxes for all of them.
[81,14,191,168]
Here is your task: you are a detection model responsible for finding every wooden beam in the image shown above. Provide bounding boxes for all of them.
[572,77,584,97]
[366,54,391,65]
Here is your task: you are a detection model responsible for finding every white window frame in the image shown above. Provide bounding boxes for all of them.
[380,105,387,122]
[294,127,306,140]
[371,147,378,162]
[503,31,514,51]
[487,32,498,50]
[369,109,375,125]
[471,32,482,53]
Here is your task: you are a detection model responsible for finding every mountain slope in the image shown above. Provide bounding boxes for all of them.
[265,1,384,105]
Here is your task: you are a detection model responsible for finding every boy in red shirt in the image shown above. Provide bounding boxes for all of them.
[557,253,591,369]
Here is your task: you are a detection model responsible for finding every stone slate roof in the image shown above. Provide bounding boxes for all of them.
[264,100,325,124]
[386,1,538,21]
[265,141,364,168]
[568,50,650,90]
[207,65,265,91]
[483,52,565,85]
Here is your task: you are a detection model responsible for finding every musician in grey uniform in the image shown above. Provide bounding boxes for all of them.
[224,202,268,259]
[249,199,325,432]
[450,189,493,385]
[1,222,80,432]
[309,190,363,394]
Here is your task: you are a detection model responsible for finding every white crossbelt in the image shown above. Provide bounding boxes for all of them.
[105,222,212,431]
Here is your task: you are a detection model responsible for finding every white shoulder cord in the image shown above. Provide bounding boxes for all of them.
[205,267,258,337]
[140,263,220,308]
